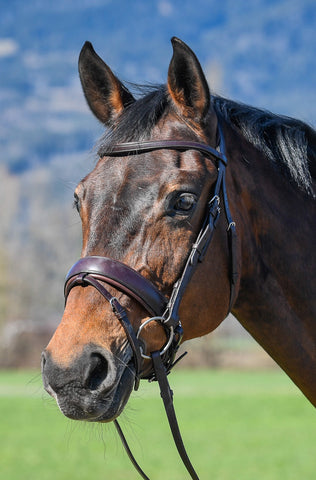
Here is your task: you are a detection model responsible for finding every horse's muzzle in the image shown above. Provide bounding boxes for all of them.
[41,344,135,422]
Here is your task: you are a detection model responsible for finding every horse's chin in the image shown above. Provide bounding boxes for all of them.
[54,364,135,423]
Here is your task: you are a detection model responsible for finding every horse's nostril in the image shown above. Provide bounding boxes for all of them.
[84,353,109,391]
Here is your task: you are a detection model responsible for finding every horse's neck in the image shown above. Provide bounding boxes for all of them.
[227,132,316,407]
[234,273,316,406]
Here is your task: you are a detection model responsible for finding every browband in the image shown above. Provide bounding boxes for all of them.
[100,140,227,166]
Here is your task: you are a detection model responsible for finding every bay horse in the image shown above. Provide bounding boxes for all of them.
[42,37,315,477]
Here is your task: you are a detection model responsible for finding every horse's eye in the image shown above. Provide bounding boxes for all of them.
[73,192,81,212]
[173,193,197,212]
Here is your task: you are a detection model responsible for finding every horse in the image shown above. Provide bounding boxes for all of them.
[42,36,315,458]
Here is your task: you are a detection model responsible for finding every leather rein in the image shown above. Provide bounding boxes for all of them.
[64,121,238,479]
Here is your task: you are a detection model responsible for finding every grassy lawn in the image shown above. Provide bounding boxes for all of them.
[0,369,315,480]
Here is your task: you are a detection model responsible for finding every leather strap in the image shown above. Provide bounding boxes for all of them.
[161,140,233,328]
[65,256,167,317]
[64,272,142,390]
[100,140,227,166]
[113,351,200,480]
[114,420,150,480]
[151,351,200,479]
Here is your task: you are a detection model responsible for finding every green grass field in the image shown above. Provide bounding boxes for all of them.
[0,369,315,480]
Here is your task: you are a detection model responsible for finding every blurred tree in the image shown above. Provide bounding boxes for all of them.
[0,161,83,323]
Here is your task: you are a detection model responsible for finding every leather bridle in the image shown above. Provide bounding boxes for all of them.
[64,120,238,479]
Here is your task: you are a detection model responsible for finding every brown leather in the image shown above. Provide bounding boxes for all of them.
[101,139,227,165]
[65,256,167,317]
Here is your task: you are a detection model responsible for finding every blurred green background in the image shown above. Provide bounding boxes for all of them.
[1,370,315,480]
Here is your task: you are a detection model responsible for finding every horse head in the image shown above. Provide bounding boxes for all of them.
[41,38,236,422]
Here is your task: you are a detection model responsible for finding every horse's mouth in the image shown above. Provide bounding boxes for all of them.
[94,363,135,422]
[43,358,135,423]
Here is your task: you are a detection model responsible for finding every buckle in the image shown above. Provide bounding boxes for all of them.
[136,317,174,360]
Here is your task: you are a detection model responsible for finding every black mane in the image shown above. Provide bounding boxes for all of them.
[98,85,315,197]
[213,96,315,197]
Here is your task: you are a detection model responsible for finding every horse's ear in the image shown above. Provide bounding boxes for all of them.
[168,37,210,122]
[78,42,135,125]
